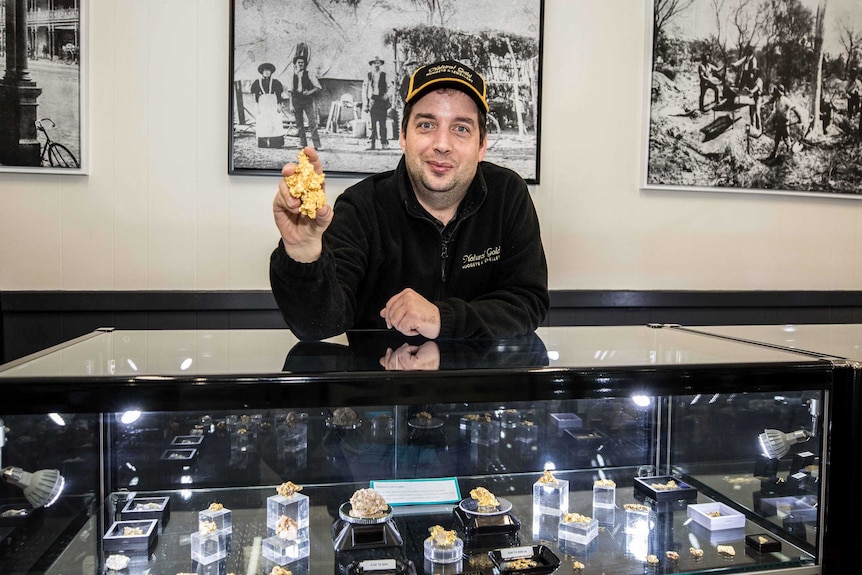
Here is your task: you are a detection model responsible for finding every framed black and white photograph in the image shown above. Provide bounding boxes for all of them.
[0,0,86,175]
[644,0,862,198]
[229,0,544,183]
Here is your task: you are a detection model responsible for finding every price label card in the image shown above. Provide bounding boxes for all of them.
[359,559,397,571]
[499,546,534,560]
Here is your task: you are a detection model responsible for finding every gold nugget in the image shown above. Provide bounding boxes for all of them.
[276,481,303,498]
[470,487,499,508]
[284,151,326,219]
[690,547,704,558]
[717,544,736,556]
[538,469,558,485]
[428,525,457,547]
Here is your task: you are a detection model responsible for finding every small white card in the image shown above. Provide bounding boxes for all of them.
[370,477,461,506]
[359,559,397,571]
[500,546,534,560]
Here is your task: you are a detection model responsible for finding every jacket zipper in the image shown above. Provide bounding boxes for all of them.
[441,238,449,283]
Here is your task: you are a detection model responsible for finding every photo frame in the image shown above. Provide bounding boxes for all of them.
[0,0,87,175]
[643,0,862,199]
[229,0,544,183]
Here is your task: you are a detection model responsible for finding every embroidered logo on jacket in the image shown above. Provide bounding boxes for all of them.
[461,246,501,269]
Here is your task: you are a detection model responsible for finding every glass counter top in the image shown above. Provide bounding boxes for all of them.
[677,324,862,361]
[0,325,830,378]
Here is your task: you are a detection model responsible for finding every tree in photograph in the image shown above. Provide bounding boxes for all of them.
[729,0,767,57]
[406,0,457,27]
[653,0,696,62]
[804,0,827,139]
[709,0,730,61]
[837,17,862,76]
[758,0,814,90]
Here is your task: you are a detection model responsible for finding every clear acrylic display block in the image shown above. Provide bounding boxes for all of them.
[267,493,310,529]
[190,530,228,564]
[471,420,500,445]
[593,506,615,526]
[278,423,308,453]
[592,480,616,509]
[532,479,569,516]
[516,422,539,443]
[624,505,651,535]
[262,533,310,564]
[424,535,464,563]
[199,507,231,533]
[498,409,520,428]
[558,516,598,545]
[532,513,560,543]
[264,493,309,552]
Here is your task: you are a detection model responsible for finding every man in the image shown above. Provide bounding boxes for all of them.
[697,54,723,112]
[730,47,757,89]
[270,60,549,341]
[290,54,322,150]
[768,84,803,160]
[845,71,861,117]
[364,56,390,150]
[743,67,763,132]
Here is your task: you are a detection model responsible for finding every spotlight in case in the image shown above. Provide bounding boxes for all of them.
[0,418,66,508]
[1,467,65,508]
[758,428,812,460]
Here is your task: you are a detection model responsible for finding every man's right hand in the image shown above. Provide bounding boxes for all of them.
[273,147,333,263]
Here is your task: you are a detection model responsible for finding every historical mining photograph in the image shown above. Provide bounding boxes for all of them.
[645,0,862,197]
[230,0,543,182]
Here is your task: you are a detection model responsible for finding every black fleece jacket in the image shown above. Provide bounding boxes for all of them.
[270,157,549,341]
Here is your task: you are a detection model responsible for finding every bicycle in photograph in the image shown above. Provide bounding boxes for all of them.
[36,118,79,168]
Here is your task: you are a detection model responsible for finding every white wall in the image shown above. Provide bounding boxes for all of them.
[1,1,861,293]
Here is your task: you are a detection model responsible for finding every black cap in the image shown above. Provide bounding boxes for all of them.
[405,60,489,113]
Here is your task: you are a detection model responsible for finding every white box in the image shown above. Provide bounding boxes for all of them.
[687,502,745,530]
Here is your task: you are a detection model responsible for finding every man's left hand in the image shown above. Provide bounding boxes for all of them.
[379,342,440,371]
[380,288,441,339]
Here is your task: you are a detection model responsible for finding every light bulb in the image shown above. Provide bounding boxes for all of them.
[2,467,65,508]
[758,428,812,459]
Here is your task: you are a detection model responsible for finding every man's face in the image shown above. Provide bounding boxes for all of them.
[400,89,487,202]
[295,59,306,70]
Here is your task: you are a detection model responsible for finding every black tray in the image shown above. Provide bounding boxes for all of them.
[745,533,781,553]
[103,519,158,553]
[633,475,697,502]
[489,545,560,575]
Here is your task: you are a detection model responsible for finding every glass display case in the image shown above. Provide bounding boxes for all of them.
[0,325,849,575]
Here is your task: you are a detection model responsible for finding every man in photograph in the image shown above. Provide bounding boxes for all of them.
[697,53,724,112]
[364,56,391,150]
[768,84,804,161]
[290,53,322,151]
